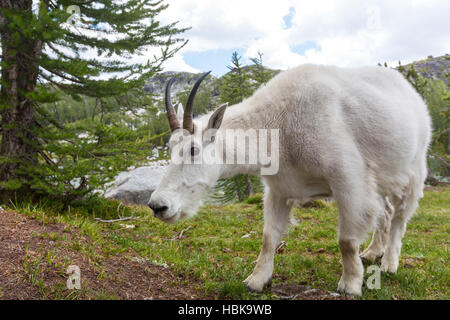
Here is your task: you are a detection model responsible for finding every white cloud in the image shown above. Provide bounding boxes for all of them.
[159,0,292,51]
[56,1,449,75]
[154,53,200,73]
[157,0,450,71]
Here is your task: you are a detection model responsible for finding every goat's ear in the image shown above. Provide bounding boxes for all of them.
[176,103,184,123]
[207,103,228,130]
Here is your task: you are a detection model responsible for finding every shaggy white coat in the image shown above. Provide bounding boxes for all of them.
[149,64,432,296]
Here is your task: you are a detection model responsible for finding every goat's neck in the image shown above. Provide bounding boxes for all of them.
[216,100,263,179]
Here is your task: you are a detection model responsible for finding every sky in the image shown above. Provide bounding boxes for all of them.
[152,0,450,77]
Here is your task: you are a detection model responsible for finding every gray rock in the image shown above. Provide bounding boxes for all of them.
[105,165,166,206]
[144,71,217,96]
[398,54,449,84]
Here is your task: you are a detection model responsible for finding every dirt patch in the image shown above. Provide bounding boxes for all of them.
[0,211,209,300]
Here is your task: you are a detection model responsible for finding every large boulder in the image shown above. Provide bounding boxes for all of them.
[105,163,167,206]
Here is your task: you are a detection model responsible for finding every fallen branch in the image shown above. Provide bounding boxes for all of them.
[277,293,302,300]
[94,216,138,223]
[172,225,193,240]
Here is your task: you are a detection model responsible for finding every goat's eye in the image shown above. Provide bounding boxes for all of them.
[190,146,200,157]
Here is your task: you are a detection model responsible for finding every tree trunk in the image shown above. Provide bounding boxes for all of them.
[246,176,255,197]
[0,0,42,194]
[236,186,243,202]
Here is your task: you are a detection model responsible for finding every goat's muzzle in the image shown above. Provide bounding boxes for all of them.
[148,203,168,217]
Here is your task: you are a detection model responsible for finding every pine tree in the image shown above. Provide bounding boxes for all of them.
[397,61,450,183]
[249,51,276,89]
[397,63,429,98]
[0,1,186,202]
[214,52,265,202]
[219,52,252,105]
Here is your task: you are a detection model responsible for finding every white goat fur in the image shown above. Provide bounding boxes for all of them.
[149,64,432,296]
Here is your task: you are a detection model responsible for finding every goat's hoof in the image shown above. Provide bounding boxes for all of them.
[381,257,399,273]
[243,275,271,293]
[337,276,362,297]
[360,249,383,262]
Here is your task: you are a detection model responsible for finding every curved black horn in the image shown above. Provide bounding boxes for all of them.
[183,71,211,133]
[165,76,180,132]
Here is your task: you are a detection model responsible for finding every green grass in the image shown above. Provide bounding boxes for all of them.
[7,187,449,300]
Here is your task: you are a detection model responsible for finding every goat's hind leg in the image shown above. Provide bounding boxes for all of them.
[244,188,291,292]
[332,172,383,296]
[381,190,419,273]
[360,197,394,262]
[381,160,426,273]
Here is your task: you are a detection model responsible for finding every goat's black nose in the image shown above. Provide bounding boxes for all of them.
[149,204,168,216]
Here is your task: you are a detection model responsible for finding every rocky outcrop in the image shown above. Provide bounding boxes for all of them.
[105,161,167,206]
[144,71,217,97]
[399,54,449,84]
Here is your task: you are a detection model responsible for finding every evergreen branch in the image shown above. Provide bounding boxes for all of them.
[433,127,449,142]
[38,150,55,166]
[40,65,84,84]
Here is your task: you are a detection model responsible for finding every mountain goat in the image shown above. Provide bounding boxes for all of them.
[148,64,431,296]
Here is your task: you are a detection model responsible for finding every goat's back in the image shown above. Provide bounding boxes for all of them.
[248,64,431,194]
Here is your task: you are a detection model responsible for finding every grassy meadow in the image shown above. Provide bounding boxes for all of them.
[6,187,449,300]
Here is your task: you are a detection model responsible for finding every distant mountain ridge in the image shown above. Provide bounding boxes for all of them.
[146,54,449,99]
[398,54,449,84]
[144,71,217,98]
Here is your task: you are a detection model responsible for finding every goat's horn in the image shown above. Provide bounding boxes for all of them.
[183,71,211,133]
[165,76,180,132]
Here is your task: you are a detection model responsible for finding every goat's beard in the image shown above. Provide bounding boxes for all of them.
[158,183,212,224]
[179,200,203,220]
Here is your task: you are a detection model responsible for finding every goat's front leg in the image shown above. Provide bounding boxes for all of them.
[244,190,291,292]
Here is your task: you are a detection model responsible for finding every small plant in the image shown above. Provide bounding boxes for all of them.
[245,194,263,205]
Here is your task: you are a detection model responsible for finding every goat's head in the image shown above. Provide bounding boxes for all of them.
[148,72,228,223]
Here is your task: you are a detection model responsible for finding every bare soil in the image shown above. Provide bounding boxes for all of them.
[0,210,208,300]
